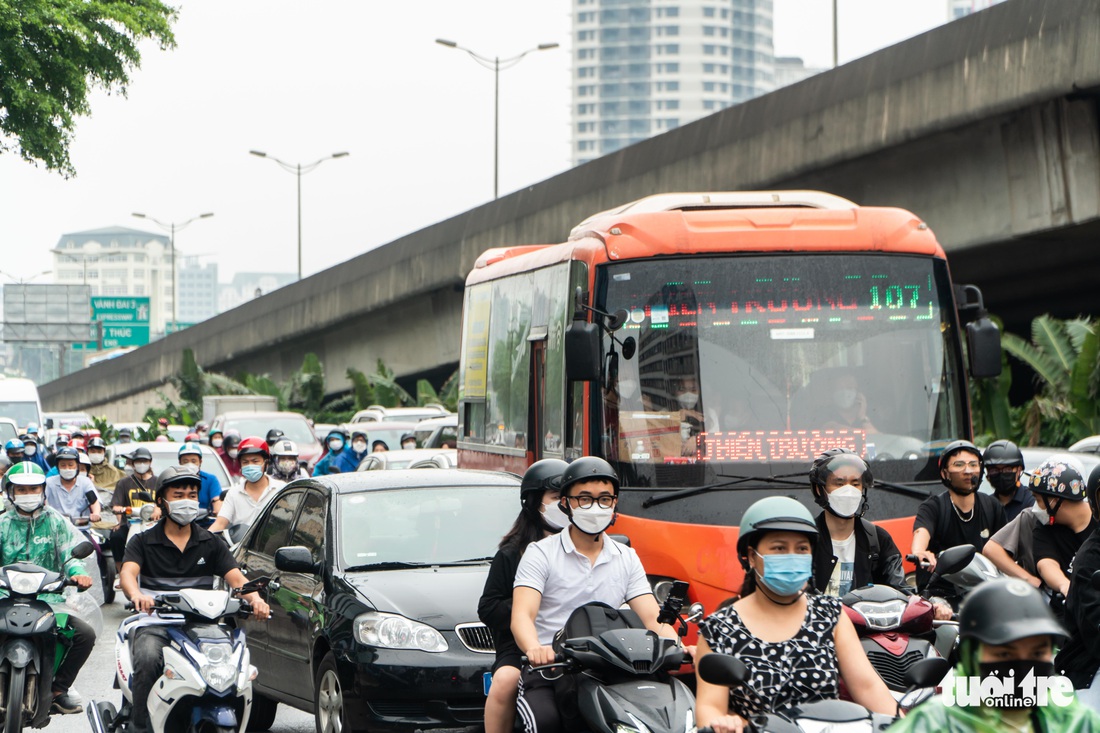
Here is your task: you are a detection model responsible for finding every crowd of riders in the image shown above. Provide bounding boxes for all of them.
[7,419,1100,731]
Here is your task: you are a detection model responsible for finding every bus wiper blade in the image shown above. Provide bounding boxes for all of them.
[872,479,932,499]
[642,473,806,509]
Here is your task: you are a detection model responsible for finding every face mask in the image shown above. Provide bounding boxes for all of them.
[59,468,78,481]
[277,459,298,475]
[241,465,265,483]
[834,388,858,409]
[328,439,344,452]
[988,472,1018,496]
[167,499,202,526]
[1029,504,1050,524]
[211,438,224,449]
[89,453,105,465]
[978,660,1055,706]
[569,503,616,535]
[754,552,813,596]
[677,392,699,410]
[352,441,368,453]
[133,461,152,475]
[542,499,569,530]
[618,379,638,401]
[227,449,239,459]
[7,455,21,465]
[23,444,35,456]
[13,494,44,512]
[827,484,864,518]
[402,442,416,450]
[119,437,131,444]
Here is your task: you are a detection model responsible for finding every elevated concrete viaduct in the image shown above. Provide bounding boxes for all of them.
[40,0,1100,419]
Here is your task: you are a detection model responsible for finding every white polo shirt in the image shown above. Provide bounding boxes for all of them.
[514,529,653,644]
[216,478,284,528]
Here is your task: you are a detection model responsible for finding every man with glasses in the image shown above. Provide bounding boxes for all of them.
[910,440,1006,599]
[511,457,679,733]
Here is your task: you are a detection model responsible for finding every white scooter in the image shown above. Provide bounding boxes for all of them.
[86,578,267,733]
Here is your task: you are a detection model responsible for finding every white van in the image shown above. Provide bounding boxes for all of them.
[0,376,44,433]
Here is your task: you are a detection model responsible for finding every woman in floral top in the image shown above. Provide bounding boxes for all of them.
[695,496,896,732]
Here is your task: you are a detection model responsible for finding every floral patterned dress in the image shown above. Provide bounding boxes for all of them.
[699,594,842,718]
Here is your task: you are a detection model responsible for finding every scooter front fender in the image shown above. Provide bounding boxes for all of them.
[191,704,239,728]
[3,637,36,668]
[150,646,208,733]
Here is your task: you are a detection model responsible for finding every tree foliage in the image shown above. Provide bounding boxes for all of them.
[0,0,178,176]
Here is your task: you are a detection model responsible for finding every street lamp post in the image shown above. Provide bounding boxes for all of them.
[131,212,214,333]
[435,39,559,199]
[249,150,349,281]
[0,270,52,284]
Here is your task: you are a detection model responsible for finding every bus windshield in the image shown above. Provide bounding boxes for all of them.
[597,254,966,491]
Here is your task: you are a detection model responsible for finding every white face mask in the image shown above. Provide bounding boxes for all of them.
[133,461,152,475]
[1029,504,1050,525]
[570,503,616,535]
[827,484,864,518]
[13,493,44,512]
[834,388,858,409]
[227,449,239,459]
[542,499,569,530]
[678,391,699,410]
[352,441,368,453]
[277,459,298,475]
[89,453,105,465]
[402,442,416,450]
[167,499,202,526]
[211,438,224,449]
[23,444,36,456]
[59,468,78,481]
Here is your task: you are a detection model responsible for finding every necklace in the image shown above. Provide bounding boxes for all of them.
[951,498,975,523]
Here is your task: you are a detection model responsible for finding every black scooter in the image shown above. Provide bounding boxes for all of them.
[0,540,95,732]
[526,581,702,733]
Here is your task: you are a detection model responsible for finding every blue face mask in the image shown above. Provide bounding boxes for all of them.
[755,552,812,596]
[241,465,265,483]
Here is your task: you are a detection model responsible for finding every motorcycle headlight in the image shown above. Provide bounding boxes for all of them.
[199,642,237,692]
[852,599,907,630]
[353,612,448,652]
[6,571,45,595]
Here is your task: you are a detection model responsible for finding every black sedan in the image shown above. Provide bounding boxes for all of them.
[233,469,520,733]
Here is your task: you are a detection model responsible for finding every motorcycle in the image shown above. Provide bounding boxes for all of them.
[86,577,268,733]
[71,517,116,606]
[842,544,976,706]
[695,651,951,733]
[907,544,1000,611]
[0,540,96,732]
[525,581,703,733]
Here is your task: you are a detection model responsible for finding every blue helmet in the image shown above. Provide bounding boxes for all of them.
[4,439,25,453]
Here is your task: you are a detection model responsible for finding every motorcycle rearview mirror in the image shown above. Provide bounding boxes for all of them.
[239,576,271,594]
[930,544,977,580]
[70,541,95,560]
[139,504,157,522]
[135,491,154,502]
[687,602,705,621]
[697,653,749,687]
[904,656,952,690]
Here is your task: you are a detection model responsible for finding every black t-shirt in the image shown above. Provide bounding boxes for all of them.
[122,520,238,592]
[111,473,156,509]
[1033,517,1098,576]
[914,490,1006,593]
[478,545,523,667]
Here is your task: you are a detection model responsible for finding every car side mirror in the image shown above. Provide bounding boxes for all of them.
[697,653,749,687]
[70,541,95,560]
[275,546,319,574]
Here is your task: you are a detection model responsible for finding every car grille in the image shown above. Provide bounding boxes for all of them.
[866,649,928,690]
[455,623,495,653]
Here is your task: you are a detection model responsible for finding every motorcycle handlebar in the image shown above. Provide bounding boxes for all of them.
[905,554,933,569]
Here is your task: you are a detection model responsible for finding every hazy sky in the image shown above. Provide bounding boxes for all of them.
[0,1,950,284]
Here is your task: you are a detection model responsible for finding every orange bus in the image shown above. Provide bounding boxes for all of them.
[457,191,1000,613]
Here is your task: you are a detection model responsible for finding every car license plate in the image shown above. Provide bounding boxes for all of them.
[483,672,492,696]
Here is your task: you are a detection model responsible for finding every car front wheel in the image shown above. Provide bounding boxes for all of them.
[314,653,351,733]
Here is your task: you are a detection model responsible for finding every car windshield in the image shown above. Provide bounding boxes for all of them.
[339,486,516,567]
[225,417,316,445]
[352,426,413,452]
[597,254,966,488]
[113,446,232,489]
[0,402,39,428]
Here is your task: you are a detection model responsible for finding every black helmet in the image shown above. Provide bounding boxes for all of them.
[520,459,569,503]
[400,432,416,445]
[265,428,285,446]
[55,446,80,463]
[938,439,984,488]
[118,427,133,437]
[87,436,106,450]
[808,448,873,512]
[959,578,1067,647]
[222,432,241,451]
[1029,456,1087,502]
[155,465,202,499]
[558,457,620,495]
[982,439,1024,468]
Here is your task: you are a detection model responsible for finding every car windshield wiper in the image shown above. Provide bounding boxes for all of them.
[640,473,807,508]
[444,556,495,564]
[343,561,430,572]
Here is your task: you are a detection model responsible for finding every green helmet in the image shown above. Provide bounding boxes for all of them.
[4,462,46,494]
[736,496,818,567]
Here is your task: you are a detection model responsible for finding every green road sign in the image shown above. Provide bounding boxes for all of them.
[74,296,152,350]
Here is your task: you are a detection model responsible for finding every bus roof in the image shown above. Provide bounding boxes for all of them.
[468,191,945,284]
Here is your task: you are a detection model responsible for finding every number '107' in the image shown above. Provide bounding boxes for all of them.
[869,285,920,309]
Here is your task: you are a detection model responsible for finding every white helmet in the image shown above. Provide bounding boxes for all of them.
[271,439,299,459]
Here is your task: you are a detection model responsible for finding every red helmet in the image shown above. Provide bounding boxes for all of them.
[185,432,201,442]
[237,436,270,459]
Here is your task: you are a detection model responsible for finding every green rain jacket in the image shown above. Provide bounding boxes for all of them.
[0,506,89,604]
[888,639,1100,733]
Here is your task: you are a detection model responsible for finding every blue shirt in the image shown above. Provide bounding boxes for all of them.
[197,470,221,511]
[1002,482,1036,523]
[44,474,98,520]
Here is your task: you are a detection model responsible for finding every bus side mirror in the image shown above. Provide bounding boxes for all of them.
[967,317,1001,378]
[565,320,601,381]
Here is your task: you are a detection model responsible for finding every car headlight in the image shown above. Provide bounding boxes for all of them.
[6,571,45,595]
[852,599,907,631]
[199,642,238,691]
[353,612,448,652]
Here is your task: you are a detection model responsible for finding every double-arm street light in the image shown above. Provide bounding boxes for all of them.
[249,150,349,281]
[131,211,214,332]
[435,39,559,199]
[0,270,52,284]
